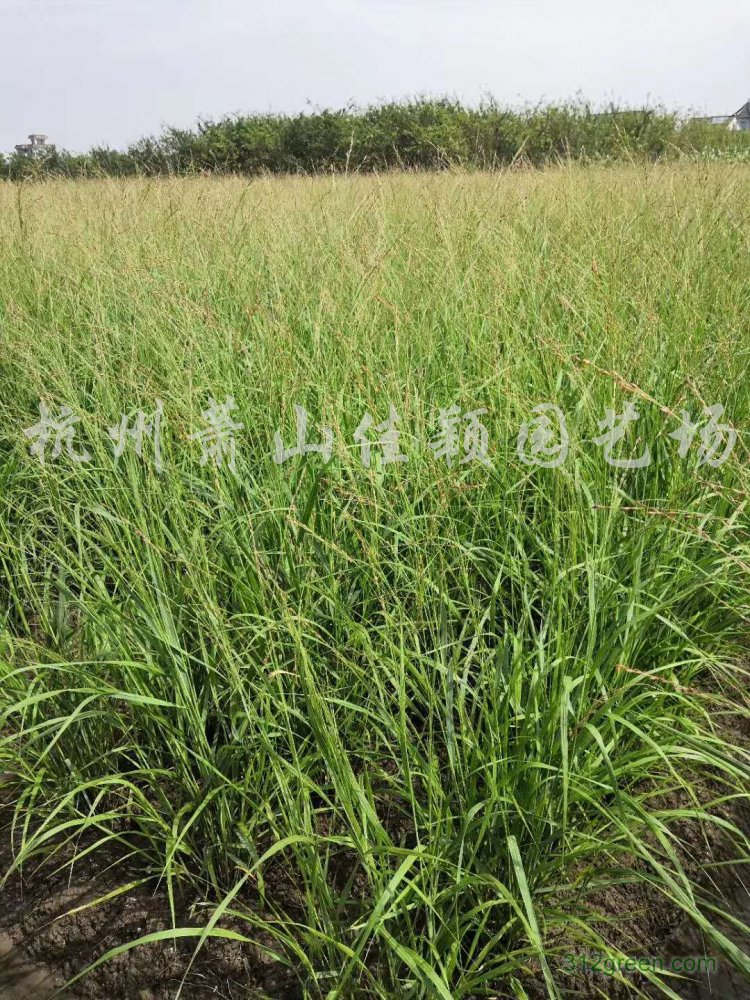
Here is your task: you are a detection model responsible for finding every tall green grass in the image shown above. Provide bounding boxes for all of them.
[1,164,750,997]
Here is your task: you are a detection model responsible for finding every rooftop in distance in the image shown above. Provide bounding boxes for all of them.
[14,134,53,157]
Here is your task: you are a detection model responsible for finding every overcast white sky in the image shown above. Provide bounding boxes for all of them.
[2,0,749,154]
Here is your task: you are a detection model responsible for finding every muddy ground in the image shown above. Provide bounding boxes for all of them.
[2,837,749,1000]
[1,784,749,999]
[0,789,302,1000]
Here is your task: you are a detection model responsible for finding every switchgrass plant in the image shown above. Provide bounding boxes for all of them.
[1,163,749,997]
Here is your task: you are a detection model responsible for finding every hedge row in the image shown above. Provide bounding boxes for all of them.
[4,99,749,179]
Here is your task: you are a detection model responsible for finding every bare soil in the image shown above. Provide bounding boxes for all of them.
[2,751,750,999]
[0,796,302,1000]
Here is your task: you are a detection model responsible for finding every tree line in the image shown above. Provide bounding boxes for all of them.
[3,99,749,179]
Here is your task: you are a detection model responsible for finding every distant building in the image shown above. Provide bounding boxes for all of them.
[14,134,54,158]
[700,101,750,131]
[727,101,750,131]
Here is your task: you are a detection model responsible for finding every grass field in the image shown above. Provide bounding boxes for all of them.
[1,164,750,998]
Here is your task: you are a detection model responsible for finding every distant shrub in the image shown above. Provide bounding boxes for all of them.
[3,99,750,180]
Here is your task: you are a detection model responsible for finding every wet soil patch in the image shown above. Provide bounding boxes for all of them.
[0,794,302,999]
[2,721,750,999]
